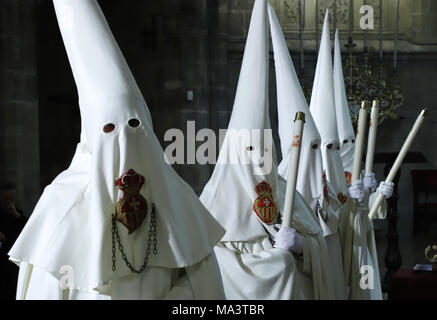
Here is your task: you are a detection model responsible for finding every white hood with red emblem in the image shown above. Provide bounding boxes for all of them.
[309,11,349,203]
[9,0,224,292]
[200,0,279,242]
[269,5,326,215]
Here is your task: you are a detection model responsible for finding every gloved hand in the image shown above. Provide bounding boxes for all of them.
[377,181,394,199]
[363,172,377,192]
[348,180,365,203]
[274,224,303,255]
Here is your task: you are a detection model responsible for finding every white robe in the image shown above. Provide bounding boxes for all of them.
[16,253,224,300]
[348,192,386,300]
[214,189,337,300]
[10,0,227,300]
[322,183,349,300]
[278,178,336,300]
[214,238,298,300]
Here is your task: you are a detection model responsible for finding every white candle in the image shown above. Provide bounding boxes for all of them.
[282,112,306,228]
[352,102,369,182]
[365,100,380,175]
[369,109,428,220]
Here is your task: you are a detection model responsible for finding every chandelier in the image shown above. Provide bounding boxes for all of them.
[293,0,404,127]
[343,36,403,126]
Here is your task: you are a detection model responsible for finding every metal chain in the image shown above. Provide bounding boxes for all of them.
[112,203,157,274]
[316,200,329,222]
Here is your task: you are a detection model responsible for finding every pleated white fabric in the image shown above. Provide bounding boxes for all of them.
[278,178,336,300]
[16,254,224,300]
[349,207,383,300]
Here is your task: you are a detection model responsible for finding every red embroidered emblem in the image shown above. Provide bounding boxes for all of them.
[344,171,352,186]
[253,181,277,224]
[292,135,301,147]
[115,169,148,234]
[322,171,329,205]
[337,193,348,205]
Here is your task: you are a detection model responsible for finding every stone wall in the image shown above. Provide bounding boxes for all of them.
[0,0,40,215]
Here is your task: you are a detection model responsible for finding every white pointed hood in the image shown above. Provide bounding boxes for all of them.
[309,11,349,202]
[333,30,355,177]
[9,0,224,292]
[200,0,278,242]
[268,5,325,214]
[53,0,153,146]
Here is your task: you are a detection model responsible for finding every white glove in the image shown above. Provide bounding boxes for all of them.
[348,180,365,203]
[274,224,303,255]
[363,172,377,192]
[377,181,394,199]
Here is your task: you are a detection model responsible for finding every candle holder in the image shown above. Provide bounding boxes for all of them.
[425,245,437,269]
[343,36,403,127]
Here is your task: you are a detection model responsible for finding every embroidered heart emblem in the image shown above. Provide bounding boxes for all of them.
[115,169,148,234]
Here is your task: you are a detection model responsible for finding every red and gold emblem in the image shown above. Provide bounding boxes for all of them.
[292,135,301,147]
[253,181,277,224]
[337,193,348,205]
[322,171,330,205]
[115,169,148,234]
[344,171,352,186]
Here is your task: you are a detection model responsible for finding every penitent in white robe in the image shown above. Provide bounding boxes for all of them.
[349,193,386,300]
[320,183,349,300]
[214,239,298,300]
[278,178,336,300]
[213,190,332,300]
[212,179,337,300]
[10,0,226,300]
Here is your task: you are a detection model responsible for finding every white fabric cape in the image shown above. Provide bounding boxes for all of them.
[9,0,225,299]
